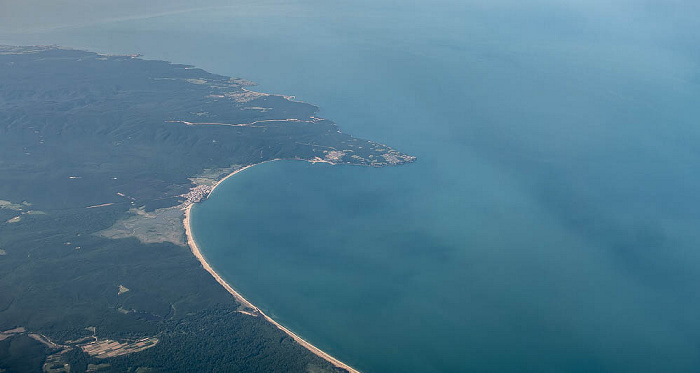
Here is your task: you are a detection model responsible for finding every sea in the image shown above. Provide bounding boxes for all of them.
[3,0,700,371]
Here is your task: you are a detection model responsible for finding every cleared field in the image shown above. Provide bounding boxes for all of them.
[81,337,159,359]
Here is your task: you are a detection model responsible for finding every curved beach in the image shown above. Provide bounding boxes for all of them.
[183,162,360,373]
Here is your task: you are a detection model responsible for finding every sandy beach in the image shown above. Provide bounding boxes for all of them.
[183,162,360,373]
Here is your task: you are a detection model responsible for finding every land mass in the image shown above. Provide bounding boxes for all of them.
[0,46,414,372]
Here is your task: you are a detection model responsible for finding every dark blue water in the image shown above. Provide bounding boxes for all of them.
[4,1,700,371]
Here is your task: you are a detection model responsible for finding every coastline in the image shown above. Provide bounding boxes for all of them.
[183,161,361,373]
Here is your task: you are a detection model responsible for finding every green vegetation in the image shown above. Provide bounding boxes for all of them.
[74,309,345,373]
[0,335,49,373]
[0,46,412,371]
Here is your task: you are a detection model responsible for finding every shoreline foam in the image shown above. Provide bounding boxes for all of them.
[183,161,360,373]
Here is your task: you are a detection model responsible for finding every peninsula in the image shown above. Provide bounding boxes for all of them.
[0,46,413,372]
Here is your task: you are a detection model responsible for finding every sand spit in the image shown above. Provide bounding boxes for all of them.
[183,162,360,373]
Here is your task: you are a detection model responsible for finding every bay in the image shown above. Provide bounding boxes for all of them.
[3,1,700,371]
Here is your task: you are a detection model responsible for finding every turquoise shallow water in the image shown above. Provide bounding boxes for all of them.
[4,1,700,371]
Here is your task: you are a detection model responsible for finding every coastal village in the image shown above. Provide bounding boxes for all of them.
[181,184,214,206]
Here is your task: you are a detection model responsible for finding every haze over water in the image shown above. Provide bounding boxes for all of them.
[4,1,700,371]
